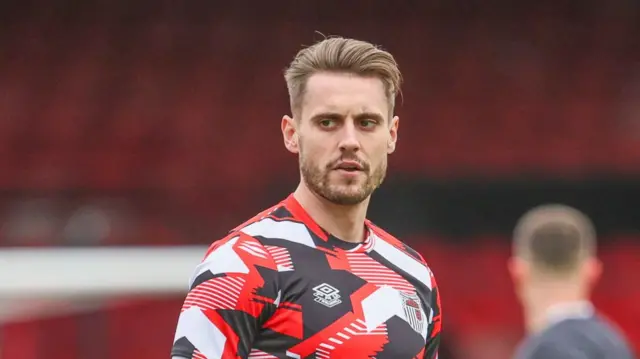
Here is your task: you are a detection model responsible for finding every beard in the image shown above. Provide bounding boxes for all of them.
[299,145,387,206]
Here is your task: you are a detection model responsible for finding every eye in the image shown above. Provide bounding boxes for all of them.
[359,119,377,128]
[319,119,336,128]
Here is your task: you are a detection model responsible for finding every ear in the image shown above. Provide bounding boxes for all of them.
[387,115,399,154]
[507,256,528,285]
[281,115,299,154]
[583,257,603,288]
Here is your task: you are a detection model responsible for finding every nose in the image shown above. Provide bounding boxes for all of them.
[338,122,360,153]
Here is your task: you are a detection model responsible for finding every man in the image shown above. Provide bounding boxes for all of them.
[170,37,442,359]
[509,204,635,359]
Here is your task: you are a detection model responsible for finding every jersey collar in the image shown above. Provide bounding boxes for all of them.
[283,194,329,241]
[545,300,595,328]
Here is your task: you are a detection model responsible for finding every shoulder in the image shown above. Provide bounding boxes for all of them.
[368,221,429,264]
[516,332,579,359]
[228,201,310,240]
[198,204,292,266]
[205,202,292,249]
[367,221,437,287]
[593,314,636,348]
[527,340,591,359]
[519,318,635,359]
[562,316,636,357]
[202,201,310,261]
[187,229,281,293]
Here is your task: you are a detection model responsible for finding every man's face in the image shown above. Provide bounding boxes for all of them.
[282,72,399,205]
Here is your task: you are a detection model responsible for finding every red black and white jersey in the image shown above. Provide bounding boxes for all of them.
[171,194,442,359]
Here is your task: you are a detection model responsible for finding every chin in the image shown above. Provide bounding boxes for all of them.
[329,183,365,194]
[327,195,368,206]
[324,188,370,205]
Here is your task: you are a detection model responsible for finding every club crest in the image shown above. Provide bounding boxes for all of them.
[400,291,425,334]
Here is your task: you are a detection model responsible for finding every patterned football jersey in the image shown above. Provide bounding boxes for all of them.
[171,195,442,359]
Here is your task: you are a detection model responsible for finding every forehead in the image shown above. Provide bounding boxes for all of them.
[300,72,389,119]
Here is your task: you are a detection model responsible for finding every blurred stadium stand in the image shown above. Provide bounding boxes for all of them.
[0,0,639,358]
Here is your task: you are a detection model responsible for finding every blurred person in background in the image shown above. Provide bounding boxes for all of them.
[508,204,635,359]
[170,36,442,359]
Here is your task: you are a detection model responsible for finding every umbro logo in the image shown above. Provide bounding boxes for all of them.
[312,283,342,308]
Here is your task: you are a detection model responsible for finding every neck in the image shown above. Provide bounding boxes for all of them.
[293,182,369,243]
[522,280,590,334]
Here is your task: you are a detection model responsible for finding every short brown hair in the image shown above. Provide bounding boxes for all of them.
[284,36,402,116]
[513,204,596,274]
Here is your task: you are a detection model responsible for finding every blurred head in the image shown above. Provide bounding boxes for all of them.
[281,37,401,205]
[508,204,602,302]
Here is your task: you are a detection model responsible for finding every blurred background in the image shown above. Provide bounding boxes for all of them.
[0,0,639,358]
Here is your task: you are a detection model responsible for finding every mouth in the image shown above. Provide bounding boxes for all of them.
[333,161,364,172]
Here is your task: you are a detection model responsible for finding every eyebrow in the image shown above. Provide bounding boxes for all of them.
[310,111,385,123]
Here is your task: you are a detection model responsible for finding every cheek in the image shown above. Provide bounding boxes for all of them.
[304,140,333,160]
[368,143,389,164]
[300,144,325,167]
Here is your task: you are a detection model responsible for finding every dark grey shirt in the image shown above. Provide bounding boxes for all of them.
[514,314,636,359]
